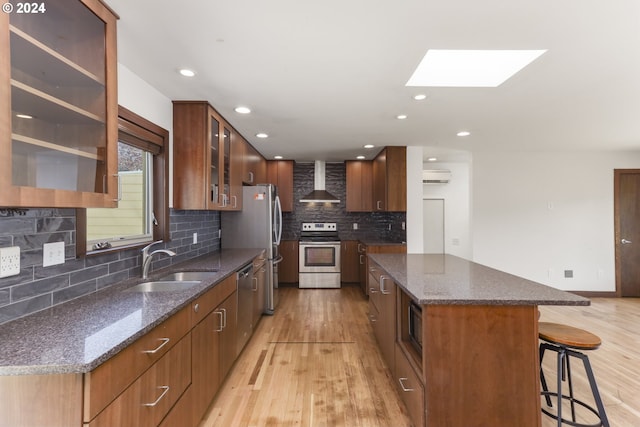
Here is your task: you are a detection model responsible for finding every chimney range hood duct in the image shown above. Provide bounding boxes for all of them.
[300,161,340,203]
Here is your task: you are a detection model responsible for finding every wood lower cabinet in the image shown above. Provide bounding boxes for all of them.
[359,243,406,295]
[87,334,192,427]
[394,343,425,427]
[340,240,360,283]
[267,160,294,212]
[279,240,299,283]
[368,261,396,370]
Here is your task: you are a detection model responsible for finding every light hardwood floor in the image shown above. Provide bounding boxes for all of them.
[199,287,640,427]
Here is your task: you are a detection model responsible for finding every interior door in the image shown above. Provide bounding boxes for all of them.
[423,199,445,254]
[615,170,640,296]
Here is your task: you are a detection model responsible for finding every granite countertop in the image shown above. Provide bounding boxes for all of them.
[368,253,590,306]
[0,248,262,376]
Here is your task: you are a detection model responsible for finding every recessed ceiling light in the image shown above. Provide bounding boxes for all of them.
[413,94,427,101]
[364,144,375,149]
[235,106,251,114]
[427,157,438,162]
[356,155,366,160]
[406,49,546,87]
[16,114,33,119]
[179,68,196,77]
[457,131,471,137]
[256,133,269,138]
[274,155,283,160]
[396,114,408,120]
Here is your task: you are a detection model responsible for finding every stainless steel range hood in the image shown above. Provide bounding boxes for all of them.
[300,161,340,203]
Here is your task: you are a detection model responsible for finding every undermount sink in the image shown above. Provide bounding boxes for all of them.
[126,280,201,292]
[159,271,218,281]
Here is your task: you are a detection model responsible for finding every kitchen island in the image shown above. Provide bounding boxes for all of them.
[367,253,589,427]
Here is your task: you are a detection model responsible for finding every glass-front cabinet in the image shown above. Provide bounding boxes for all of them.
[173,101,241,211]
[0,0,118,207]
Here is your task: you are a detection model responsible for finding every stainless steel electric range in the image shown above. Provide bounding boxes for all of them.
[298,222,341,288]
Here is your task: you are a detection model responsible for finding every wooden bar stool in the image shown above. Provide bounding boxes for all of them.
[538,322,609,427]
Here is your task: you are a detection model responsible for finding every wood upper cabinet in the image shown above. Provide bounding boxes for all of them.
[267,160,294,212]
[0,0,118,208]
[372,146,406,212]
[173,101,241,211]
[345,161,373,212]
[341,240,360,283]
[243,140,267,185]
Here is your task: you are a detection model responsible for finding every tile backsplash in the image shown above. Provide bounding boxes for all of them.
[0,208,220,325]
[282,162,406,242]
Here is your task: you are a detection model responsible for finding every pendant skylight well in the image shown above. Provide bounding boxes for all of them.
[406,49,547,87]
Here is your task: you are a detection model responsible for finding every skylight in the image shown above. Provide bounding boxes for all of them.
[406,49,546,87]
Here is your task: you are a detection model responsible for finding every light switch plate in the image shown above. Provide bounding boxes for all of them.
[0,246,21,278]
[43,241,65,267]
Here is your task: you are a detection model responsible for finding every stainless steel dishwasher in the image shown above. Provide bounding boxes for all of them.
[236,262,254,354]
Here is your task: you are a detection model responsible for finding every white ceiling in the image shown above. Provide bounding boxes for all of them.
[105,0,640,162]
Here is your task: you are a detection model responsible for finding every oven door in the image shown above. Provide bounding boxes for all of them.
[299,242,341,273]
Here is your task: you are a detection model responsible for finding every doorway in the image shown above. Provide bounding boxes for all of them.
[614,169,640,297]
[423,199,444,254]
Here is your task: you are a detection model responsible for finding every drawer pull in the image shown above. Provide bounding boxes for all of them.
[253,277,259,291]
[369,287,378,294]
[215,310,224,332]
[142,338,170,354]
[380,276,391,295]
[142,385,170,407]
[399,377,414,392]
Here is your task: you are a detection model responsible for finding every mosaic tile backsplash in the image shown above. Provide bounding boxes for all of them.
[0,162,404,325]
[0,209,220,325]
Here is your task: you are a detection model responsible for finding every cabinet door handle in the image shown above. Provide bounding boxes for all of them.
[142,385,170,407]
[253,277,258,291]
[232,195,237,208]
[221,307,227,328]
[359,255,364,265]
[113,173,122,202]
[215,310,224,332]
[142,338,170,354]
[398,378,414,392]
[369,287,378,294]
[357,243,363,252]
[376,200,382,210]
[369,314,377,322]
[248,171,254,183]
[194,303,199,313]
[380,276,391,295]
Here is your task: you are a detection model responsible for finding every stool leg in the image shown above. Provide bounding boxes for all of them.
[540,343,553,407]
[556,347,565,427]
[565,350,578,422]
[576,350,610,427]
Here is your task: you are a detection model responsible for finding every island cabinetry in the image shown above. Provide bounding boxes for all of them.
[0,0,118,208]
[191,275,237,422]
[367,261,396,370]
[372,146,406,212]
[345,160,373,211]
[279,240,299,283]
[173,101,241,211]
[359,243,406,295]
[340,240,360,283]
[266,160,294,212]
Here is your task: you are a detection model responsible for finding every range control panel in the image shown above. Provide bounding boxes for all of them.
[301,223,337,232]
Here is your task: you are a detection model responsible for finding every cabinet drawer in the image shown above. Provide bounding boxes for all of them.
[191,275,236,326]
[395,343,425,427]
[88,333,192,427]
[83,306,191,421]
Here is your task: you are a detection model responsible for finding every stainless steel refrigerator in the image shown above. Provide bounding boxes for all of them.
[221,184,282,314]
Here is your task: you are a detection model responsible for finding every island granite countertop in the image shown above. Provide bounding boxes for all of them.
[368,253,589,306]
[0,248,262,376]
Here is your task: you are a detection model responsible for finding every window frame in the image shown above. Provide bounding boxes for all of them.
[77,105,170,257]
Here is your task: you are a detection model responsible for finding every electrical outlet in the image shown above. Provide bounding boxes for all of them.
[0,246,21,278]
[193,232,198,244]
[353,223,358,230]
[43,241,65,267]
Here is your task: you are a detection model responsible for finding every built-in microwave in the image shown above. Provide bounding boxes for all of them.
[408,301,423,353]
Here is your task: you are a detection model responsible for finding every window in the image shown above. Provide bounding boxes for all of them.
[77,106,169,256]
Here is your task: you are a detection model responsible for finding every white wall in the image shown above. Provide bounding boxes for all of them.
[406,146,424,254]
[117,63,174,205]
[422,162,472,259]
[472,150,640,292]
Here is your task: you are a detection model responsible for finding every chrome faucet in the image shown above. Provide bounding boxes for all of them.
[141,240,176,279]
